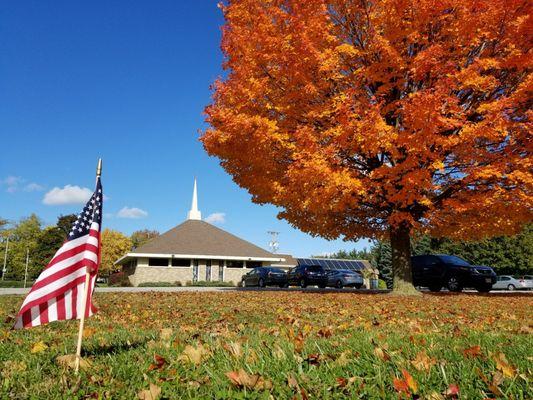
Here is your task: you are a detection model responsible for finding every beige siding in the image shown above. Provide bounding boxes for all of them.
[128,266,191,286]
[223,267,251,285]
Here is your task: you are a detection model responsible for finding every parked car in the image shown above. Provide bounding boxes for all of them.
[326,269,364,289]
[411,255,496,292]
[517,275,533,290]
[241,267,288,288]
[287,265,328,288]
[492,275,524,291]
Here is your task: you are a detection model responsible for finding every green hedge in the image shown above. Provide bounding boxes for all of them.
[185,280,235,287]
[0,280,33,288]
[138,282,181,287]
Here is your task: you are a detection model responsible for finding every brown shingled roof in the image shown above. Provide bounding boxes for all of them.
[131,219,277,258]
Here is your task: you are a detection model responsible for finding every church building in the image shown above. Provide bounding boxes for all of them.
[115,179,285,286]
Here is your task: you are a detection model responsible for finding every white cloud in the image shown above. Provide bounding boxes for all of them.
[204,212,226,224]
[117,206,148,219]
[3,176,22,193]
[4,176,22,186]
[2,176,44,193]
[24,183,45,192]
[43,185,93,205]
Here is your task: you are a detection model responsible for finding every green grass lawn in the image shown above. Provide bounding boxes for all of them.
[1,292,531,399]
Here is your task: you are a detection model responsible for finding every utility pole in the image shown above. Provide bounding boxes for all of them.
[23,248,30,288]
[268,231,279,254]
[2,237,8,281]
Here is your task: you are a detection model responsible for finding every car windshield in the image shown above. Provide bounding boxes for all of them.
[438,255,470,266]
[306,265,323,272]
[267,267,284,273]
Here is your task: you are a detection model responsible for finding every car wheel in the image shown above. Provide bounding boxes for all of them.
[507,284,516,291]
[258,278,265,288]
[428,285,442,292]
[299,278,307,288]
[446,276,462,292]
[354,284,363,289]
[335,280,343,289]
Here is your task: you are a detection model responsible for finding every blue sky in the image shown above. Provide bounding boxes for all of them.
[0,1,370,257]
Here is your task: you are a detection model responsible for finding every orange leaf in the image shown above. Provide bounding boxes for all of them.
[402,369,418,394]
[462,345,481,358]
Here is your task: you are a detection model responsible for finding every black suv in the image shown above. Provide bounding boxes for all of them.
[287,265,328,288]
[412,254,497,293]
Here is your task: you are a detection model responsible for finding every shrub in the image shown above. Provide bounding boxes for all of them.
[186,280,235,287]
[378,279,388,290]
[0,280,33,288]
[138,282,177,287]
[108,272,132,287]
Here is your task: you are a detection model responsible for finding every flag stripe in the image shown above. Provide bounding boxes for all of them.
[29,256,97,293]
[46,241,99,271]
[57,293,66,320]
[40,241,98,280]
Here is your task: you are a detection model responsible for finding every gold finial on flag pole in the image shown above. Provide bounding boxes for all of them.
[96,158,102,178]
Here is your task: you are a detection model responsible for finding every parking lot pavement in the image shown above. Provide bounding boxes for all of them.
[0,286,531,296]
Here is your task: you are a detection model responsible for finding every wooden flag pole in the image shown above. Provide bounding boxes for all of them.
[75,158,102,373]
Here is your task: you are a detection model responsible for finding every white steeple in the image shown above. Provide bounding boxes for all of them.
[187,178,202,220]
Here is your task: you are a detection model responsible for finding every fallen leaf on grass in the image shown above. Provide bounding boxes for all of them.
[83,327,96,338]
[462,345,482,358]
[272,344,286,360]
[317,327,333,338]
[147,354,167,371]
[137,383,161,400]
[411,350,436,372]
[474,367,504,397]
[287,372,298,389]
[56,354,90,370]
[178,343,210,365]
[393,369,417,395]
[293,331,305,354]
[403,370,418,394]
[373,346,391,361]
[493,352,517,378]
[30,341,48,353]
[335,350,351,366]
[160,328,173,341]
[443,383,459,398]
[304,353,321,366]
[223,341,243,359]
[226,369,272,391]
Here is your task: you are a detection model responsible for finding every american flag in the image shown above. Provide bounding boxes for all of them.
[14,177,103,329]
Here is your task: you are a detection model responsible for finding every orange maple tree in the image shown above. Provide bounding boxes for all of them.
[202,0,532,293]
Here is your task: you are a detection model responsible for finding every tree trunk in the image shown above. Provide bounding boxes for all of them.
[390,224,419,295]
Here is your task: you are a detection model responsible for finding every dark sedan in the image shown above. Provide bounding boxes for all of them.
[287,265,328,288]
[241,267,288,288]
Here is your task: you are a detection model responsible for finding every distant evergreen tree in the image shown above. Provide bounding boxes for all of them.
[430,225,532,274]
[371,241,392,289]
